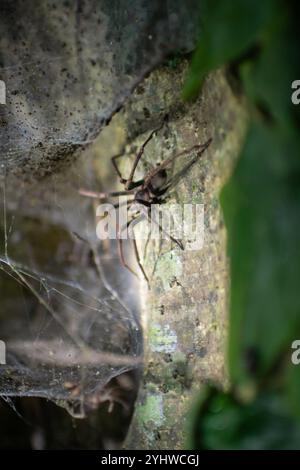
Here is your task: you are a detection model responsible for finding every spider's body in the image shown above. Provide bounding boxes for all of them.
[147,168,168,194]
[80,124,211,286]
[135,187,152,205]
[134,169,167,206]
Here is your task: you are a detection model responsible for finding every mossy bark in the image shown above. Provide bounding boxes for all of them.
[0,57,247,447]
[0,2,246,449]
[113,62,248,449]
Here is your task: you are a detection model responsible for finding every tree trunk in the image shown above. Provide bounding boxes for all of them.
[120,62,248,449]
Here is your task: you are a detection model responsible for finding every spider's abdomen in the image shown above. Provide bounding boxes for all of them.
[150,169,167,193]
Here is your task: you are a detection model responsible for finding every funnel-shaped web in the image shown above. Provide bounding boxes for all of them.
[0,0,201,417]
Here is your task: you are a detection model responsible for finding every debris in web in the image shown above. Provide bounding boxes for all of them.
[0,160,143,417]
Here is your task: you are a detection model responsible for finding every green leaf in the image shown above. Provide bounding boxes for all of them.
[191,388,300,450]
[240,11,300,132]
[221,124,300,383]
[285,358,300,419]
[183,0,276,100]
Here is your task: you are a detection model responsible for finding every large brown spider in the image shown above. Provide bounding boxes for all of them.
[80,124,211,286]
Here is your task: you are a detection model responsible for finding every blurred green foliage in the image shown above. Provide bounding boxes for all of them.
[190,387,300,450]
[184,0,300,449]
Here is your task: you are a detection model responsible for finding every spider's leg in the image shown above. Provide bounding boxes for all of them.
[125,123,164,191]
[111,153,146,190]
[141,204,184,250]
[79,188,135,199]
[97,199,134,232]
[117,230,138,279]
[128,216,150,288]
[144,138,212,186]
[142,223,152,262]
[111,152,128,184]
[117,212,150,287]
[112,199,134,210]
[156,218,184,250]
[117,213,141,279]
[132,236,149,288]
[111,153,144,189]
[162,147,209,193]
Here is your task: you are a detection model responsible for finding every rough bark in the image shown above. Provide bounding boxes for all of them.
[115,62,248,449]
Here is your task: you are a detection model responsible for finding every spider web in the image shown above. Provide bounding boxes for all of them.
[0,0,201,418]
[0,155,143,418]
